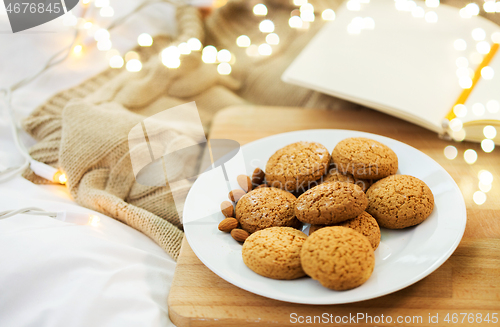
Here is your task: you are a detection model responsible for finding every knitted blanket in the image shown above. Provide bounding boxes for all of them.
[21,0,496,260]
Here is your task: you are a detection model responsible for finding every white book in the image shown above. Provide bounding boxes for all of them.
[282,0,500,145]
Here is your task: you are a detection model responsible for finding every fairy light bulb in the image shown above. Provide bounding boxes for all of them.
[94,28,110,42]
[473,191,486,205]
[301,11,315,22]
[187,38,202,51]
[100,6,114,17]
[481,66,494,80]
[202,45,217,63]
[481,139,495,153]
[472,28,486,41]
[83,21,92,29]
[484,1,496,13]
[53,171,67,184]
[253,4,267,16]
[483,126,497,139]
[266,33,280,45]
[258,43,272,56]
[289,16,303,28]
[464,149,478,164]
[465,3,480,16]
[126,59,142,72]
[137,33,153,47]
[178,42,191,55]
[88,215,100,226]
[459,77,473,89]
[217,63,231,75]
[236,35,251,47]
[73,45,83,54]
[217,49,231,63]
[453,104,467,117]
[444,145,458,160]
[163,57,180,68]
[478,170,494,184]
[97,39,112,51]
[109,55,124,68]
[476,41,491,54]
[259,20,275,33]
[449,118,463,132]
[322,9,336,20]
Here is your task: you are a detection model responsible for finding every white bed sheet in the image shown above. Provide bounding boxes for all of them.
[0,0,197,325]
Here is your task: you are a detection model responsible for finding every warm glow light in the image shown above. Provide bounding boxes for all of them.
[289,16,303,28]
[73,45,82,54]
[97,39,112,51]
[236,35,251,47]
[266,33,280,45]
[486,100,499,113]
[202,46,217,63]
[465,3,480,15]
[217,49,231,63]
[412,6,425,18]
[125,51,139,62]
[109,55,124,68]
[100,6,114,17]
[449,118,463,132]
[217,62,231,75]
[477,41,491,54]
[259,20,275,33]
[246,44,259,56]
[137,33,153,47]
[452,129,466,142]
[479,181,492,192]
[346,0,361,11]
[464,149,478,164]
[253,4,268,16]
[94,0,109,8]
[425,0,439,7]
[478,170,494,184]
[492,32,500,44]
[83,22,92,29]
[162,46,180,60]
[187,38,202,51]
[453,104,467,117]
[425,11,438,23]
[481,139,495,153]
[82,0,91,4]
[301,11,315,22]
[456,57,468,68]
[322,9,336,20]
[472,103,485,116]
[481,66,494,80]
[444,145,458,160]
[58,173,67,184]
[484,1,496,13]
[473,191,486,205]
[126,59,142,72]
[472,28,486,41]
[459,76,473,89]
[89,215,100,226]
[484,125,497,139]
[258,43,272,56]
[163,57,180,68]
[178,42,191,55]
[454,39,467,51]
[94,28,110,42]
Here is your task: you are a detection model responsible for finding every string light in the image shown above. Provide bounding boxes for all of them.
[217,63,231,75]
[464,149,478,164]
[253,4,267,16]
[486,100,499,113]
[481,66,494,79]
[424,11,438,23]
[236,35,251,48]
[452,129,466,142]
[266,33,280,45]
[125,51,139,62]
[481,139,495,153]
[83,21,93,29]
[476,41,491,54]
[322,9,336,21]
[100,6,114,17]
[454,39,467,51]
[425,0,439,7]
[449,118,463,131]
[245,44,259,56]
[178,42,191,55]
[258,43,272,56]
[94,28,110,42]
[187,38,202,51]
[459,76,472,89]
[217,49,231,63]
[109,55,124,68]
[478,170,494,184]
[137,33,153,47]
[473,191,486,205]
[346,0,361,11]
[453,104,467,117]
[472,28,486,41]
[472,103,485,116]
[444,145,458,160]
[484,126,497,139]
[88,214,101,226]
[259,20,275,33]
[97,39,112,51]
[484,1,496,13]
[289,16,303,28]
[202,46,217,63]
[73,44,83,54]
[126,59,142,72]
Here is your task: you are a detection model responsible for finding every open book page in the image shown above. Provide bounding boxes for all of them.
[282,0,500,137]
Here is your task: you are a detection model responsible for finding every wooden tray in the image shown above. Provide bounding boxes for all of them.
[168,106,500,326]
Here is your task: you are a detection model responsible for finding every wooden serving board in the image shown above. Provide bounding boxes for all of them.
[168,106,500,327]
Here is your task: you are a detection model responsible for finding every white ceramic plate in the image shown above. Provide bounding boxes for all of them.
[183,130,466,305]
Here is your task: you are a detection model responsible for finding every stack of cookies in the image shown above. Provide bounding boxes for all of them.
[217,137,435,292]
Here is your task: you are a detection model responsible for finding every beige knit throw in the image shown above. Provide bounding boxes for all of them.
[21,0,494,260]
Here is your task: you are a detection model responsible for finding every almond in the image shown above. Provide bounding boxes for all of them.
[218,218,238,232]
[237,174,252,192]
[220,201,234,217]
[231,228,249,242]
[252,168,265,186]
[228,189,246,202]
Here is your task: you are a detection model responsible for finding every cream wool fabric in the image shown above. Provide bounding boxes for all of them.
[21,0,490,259]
